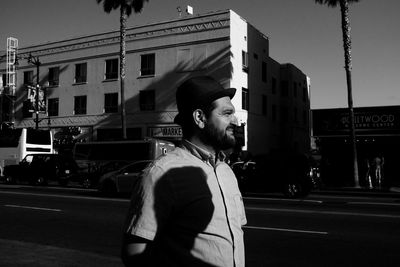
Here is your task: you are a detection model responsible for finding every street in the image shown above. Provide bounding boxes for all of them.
[1,184,400,266]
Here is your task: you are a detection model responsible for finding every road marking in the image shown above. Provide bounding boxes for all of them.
[246,207,400,219]
[4,204,62,212]
[348,201,400,207]
[244,196,323,204]
[0,190,129,202]
[243,225,328,235]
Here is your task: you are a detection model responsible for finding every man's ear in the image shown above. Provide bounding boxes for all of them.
[193,109,206,129]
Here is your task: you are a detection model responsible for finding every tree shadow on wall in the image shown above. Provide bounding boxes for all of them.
[92,45,234,139]
[12,45,233,141]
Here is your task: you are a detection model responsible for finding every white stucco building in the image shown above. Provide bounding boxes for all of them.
[1,9,311,157]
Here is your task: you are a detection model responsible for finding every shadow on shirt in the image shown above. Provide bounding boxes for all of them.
[125,166,218,267]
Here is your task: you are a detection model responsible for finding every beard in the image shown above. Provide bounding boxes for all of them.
[201,122,236,151]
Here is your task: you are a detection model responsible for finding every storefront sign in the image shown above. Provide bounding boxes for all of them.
[312,106,400,136]
[149,126,182,138]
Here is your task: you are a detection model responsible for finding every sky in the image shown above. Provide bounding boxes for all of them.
[0,0,399,109]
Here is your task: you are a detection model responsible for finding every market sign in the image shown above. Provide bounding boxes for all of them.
[312,106,400,136]
[149,126,182,138]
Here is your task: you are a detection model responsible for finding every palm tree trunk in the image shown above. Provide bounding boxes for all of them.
[339,0,360,187]
[120,5,127,140]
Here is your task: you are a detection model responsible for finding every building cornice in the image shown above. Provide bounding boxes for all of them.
[16,18,230,60]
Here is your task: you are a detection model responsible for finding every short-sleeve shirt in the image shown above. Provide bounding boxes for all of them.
[124,140,247,267]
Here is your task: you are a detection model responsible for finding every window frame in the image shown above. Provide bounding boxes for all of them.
[48,66,60,87]
[242,87,249,111]
[74,95,87,115]
[23,71,34,86]
[105,58,119,80]
[139,90,155,111]
[47,98,59,116]
[74,63,87,84]
[242,51,249,73]
[104,93,119,113]
[140,53,155,77]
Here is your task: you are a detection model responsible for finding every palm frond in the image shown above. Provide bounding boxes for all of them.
[315,0,360,8]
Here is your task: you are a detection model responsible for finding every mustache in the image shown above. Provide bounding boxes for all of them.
[226,124,237,132]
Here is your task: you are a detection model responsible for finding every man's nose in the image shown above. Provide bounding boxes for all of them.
[231,115,239,126]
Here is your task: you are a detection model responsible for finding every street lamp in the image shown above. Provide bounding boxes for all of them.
[27,54,42,130]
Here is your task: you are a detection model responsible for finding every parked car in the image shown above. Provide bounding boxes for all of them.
[98,160,152,195]
[230,153,314,198]
[3,153,79,186]
[78,160,132,189]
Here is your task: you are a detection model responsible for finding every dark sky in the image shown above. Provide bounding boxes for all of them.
[1,0,399,109]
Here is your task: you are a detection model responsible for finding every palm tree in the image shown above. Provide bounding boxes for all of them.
[97,0,148,140]
[315,0,361,187]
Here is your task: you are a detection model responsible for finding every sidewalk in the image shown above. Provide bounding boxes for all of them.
[311,186,400,198]
[0,239,123,267]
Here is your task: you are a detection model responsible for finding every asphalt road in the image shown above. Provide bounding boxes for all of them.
[1,184,400,266]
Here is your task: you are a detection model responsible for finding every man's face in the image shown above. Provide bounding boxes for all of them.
[201,96,238,150]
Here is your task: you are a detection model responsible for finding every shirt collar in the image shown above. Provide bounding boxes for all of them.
[181,139,226,167]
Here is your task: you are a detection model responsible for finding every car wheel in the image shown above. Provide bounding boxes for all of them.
[82,177,92,189]
[36,176,48,186]
[283,182,302,198]
[5,176,15,184]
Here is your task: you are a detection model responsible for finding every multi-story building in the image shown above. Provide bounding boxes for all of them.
[0,9,310,157]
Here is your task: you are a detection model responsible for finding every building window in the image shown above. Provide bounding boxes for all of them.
[74,95,87,115]
[48,98,59,116]
[104,93,118,113]
[140,54,155,76]
[48,67,60,87]
[262,95,267,116]
[262,61,267,83]
[272,104,277,122]
[139,90,155,111]
[293,82,297,98]
[303,87,308,102]
[281,81,288,97]
[24,71,34,86]
[281,107,288,122]
[242,51,249,73]
[105,59,118,80]
[75,63,87,83]
[272,77,277,94]
[242,88,249,111]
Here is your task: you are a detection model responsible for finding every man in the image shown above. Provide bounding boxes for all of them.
[121,76,246,267]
